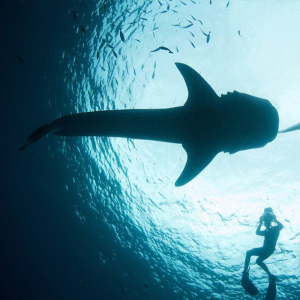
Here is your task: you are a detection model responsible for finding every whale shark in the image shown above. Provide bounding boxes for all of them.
[20,63,284,186]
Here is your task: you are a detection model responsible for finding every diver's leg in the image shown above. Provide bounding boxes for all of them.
[256,251,274,277]
[244,248,262,272]
[242,248,261,295]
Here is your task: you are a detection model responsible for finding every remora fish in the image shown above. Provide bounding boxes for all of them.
[20,63,283,186]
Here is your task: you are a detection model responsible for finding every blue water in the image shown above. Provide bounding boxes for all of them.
[1,0,300,299]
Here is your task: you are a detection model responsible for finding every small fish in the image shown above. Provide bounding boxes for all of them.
[151,46,173,54]
[210,0,212,5]
[140,17,148,21]
[238,30,241,37]
[189,40,195,48]
[153,25,159,31]
[226,1,230,7]
[80,280,88,290]
[97,251,103,259]
[160,10,168,13]
[112,49,118,58]
[171,9,178,13]
[190,0,196,4]
[72,11,77,21]
[99,4,106,15]
[197,19,203,25]
[143,283,149,289]
[107,44,114,49]
[180,1,187,5]
[176,46,179,53]
[181,23,193,29]
[167,4,170,10]
[120,28,125,42]
[96,39,106,59]
[158,0,163,6]
[119,284,126,293]
[79,25,86,33]
[189,31,195,37]
[100,38,106,46]
[100,66,106,71]
[206,32,211,43]
[202,30,211,43]
[135,39,141,42]
[17,56,24,63]
[172,24,181,27]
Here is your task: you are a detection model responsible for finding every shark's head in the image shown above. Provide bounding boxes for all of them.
[222,92,279,154]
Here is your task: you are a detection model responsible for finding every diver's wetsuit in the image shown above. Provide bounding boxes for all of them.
[248,225,282,259]
[244,220,283,276]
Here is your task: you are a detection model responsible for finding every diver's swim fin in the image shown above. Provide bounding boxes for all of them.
[241,271,259,295]
[265,275,276,300]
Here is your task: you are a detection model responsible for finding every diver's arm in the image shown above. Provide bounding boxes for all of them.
[256,217,265,236]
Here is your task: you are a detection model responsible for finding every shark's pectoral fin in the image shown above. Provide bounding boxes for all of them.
[175,62,219,108]
[175,143,219,187]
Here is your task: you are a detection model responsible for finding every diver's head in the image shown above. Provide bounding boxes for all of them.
[262,207,275,227]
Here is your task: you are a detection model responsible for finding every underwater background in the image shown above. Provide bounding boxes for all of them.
[1,0,300,299]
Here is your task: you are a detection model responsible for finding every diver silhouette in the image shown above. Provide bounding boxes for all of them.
[241,208,283,298]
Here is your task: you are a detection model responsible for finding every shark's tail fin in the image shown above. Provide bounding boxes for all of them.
[18,124,57,151]
[279,122,300,133]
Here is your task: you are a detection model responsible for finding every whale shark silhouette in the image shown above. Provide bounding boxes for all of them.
[20,63,288,186]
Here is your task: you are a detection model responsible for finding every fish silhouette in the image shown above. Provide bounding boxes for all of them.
[20,63,289,186]
[151,46,173,54]
[119,28,125,42]
[202,30,211,43]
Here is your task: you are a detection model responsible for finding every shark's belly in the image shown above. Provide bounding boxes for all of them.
[53,107,186,143]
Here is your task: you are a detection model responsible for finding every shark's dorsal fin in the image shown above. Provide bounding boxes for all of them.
[175,142,219,187]
[175,62,219,108]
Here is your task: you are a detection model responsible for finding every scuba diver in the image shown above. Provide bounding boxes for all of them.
[241,207,283,298]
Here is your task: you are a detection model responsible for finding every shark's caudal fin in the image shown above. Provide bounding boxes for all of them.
[279,122,300,133]
[18,124,57,151]
[175,63,220,186]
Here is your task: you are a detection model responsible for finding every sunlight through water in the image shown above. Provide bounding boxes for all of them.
[62,0,300,298]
